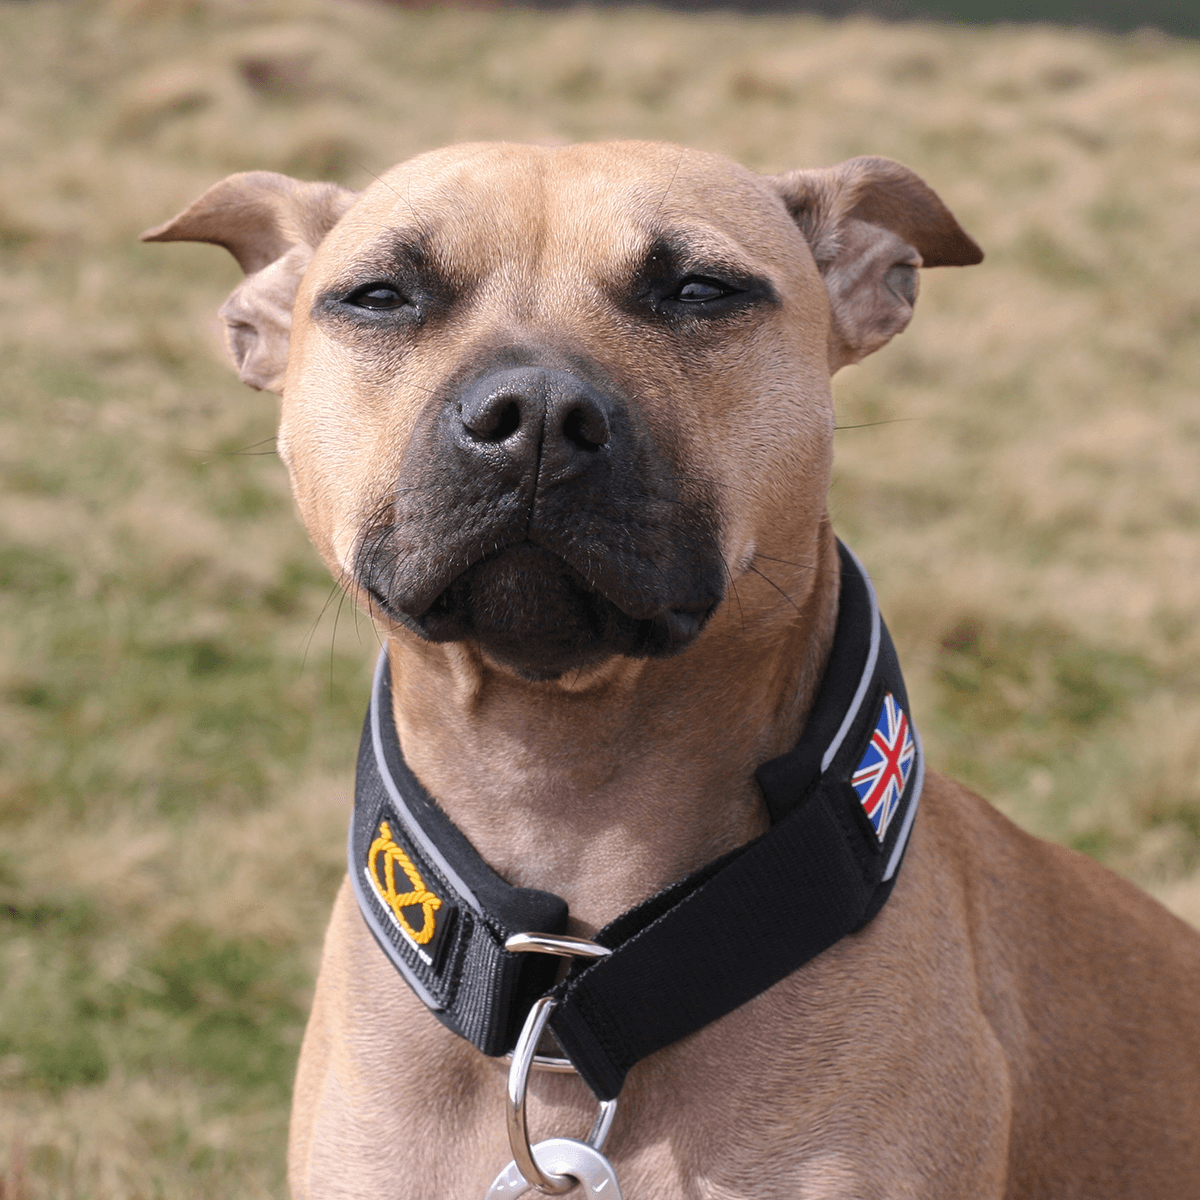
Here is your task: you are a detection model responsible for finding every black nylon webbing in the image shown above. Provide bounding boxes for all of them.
[549,781,871,1098]
[349,540,924,1093]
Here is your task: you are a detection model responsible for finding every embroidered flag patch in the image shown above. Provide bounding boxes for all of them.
[851,692,915,843]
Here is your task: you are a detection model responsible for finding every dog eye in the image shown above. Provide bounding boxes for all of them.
[673,277,736,303]
[345,283,408,310]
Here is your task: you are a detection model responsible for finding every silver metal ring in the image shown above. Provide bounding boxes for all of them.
[504,932,612,960]
[504,929,620,1196]
[501,1049,578,1074]
[506,997,575,1194]
[506,998,620,1193]
[586,1097,618,1151]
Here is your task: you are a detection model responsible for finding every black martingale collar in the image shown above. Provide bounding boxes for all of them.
[349,540,924,1101]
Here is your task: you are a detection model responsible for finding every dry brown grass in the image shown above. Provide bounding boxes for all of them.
[1,0,1198,1194]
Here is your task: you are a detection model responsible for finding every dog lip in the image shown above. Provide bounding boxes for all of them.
[363,581,431,629]
[364,583,395,615]
[360,542,720,668]
[363,557,715,627]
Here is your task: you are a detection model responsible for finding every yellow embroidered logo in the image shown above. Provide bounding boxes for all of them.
[366,820,443,947]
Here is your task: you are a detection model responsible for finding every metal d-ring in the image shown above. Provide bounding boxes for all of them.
[503,933,617,1194]
[503,933,611,1073]
[504,932,613,961]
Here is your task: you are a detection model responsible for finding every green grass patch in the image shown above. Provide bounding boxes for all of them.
[145,927,307,1097]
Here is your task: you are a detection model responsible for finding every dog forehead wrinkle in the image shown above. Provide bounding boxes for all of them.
[359,228,431,274]
[322,225,473,294]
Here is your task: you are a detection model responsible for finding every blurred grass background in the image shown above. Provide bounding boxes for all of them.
[0,0,1198,1195]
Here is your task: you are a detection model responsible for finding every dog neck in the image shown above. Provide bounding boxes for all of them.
[385,525,841,935]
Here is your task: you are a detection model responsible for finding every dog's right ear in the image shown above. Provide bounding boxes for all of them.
[141,172,357,393]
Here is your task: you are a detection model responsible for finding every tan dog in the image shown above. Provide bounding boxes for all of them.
[145,142,1200,1199]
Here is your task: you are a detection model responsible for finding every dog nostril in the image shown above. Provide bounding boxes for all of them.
[490,401,521,441]
[562,405,609,453]
[463,396,522,443]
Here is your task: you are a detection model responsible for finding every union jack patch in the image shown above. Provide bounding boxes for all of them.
[851,692,915,843]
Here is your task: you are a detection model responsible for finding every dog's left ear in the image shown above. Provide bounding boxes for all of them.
[768,156,982,371]
[141,172,357,392]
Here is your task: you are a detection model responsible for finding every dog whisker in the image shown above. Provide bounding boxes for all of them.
[834,417,918,431]
[751,552,836,577]
[330,586,351,700]
[301,581,350,672]
[719,553,746,633]
[747,563,803,615]
[184,436,279,464]
[653,146,686,223]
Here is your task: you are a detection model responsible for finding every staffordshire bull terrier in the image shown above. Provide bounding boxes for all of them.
[144,141,1200,1199]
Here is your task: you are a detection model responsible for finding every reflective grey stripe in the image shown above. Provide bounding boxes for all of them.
[369,649,484,914]
[883,723,924,882]
[821,543,881,773]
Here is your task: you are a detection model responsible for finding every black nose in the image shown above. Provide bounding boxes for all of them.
[456,366,612,484]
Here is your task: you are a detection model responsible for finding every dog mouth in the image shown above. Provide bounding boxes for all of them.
[365,542,717,681]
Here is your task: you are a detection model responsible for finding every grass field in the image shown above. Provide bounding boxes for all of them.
[1,0,1198,1195]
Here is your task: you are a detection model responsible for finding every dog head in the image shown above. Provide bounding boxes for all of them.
[145,142,979,681]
